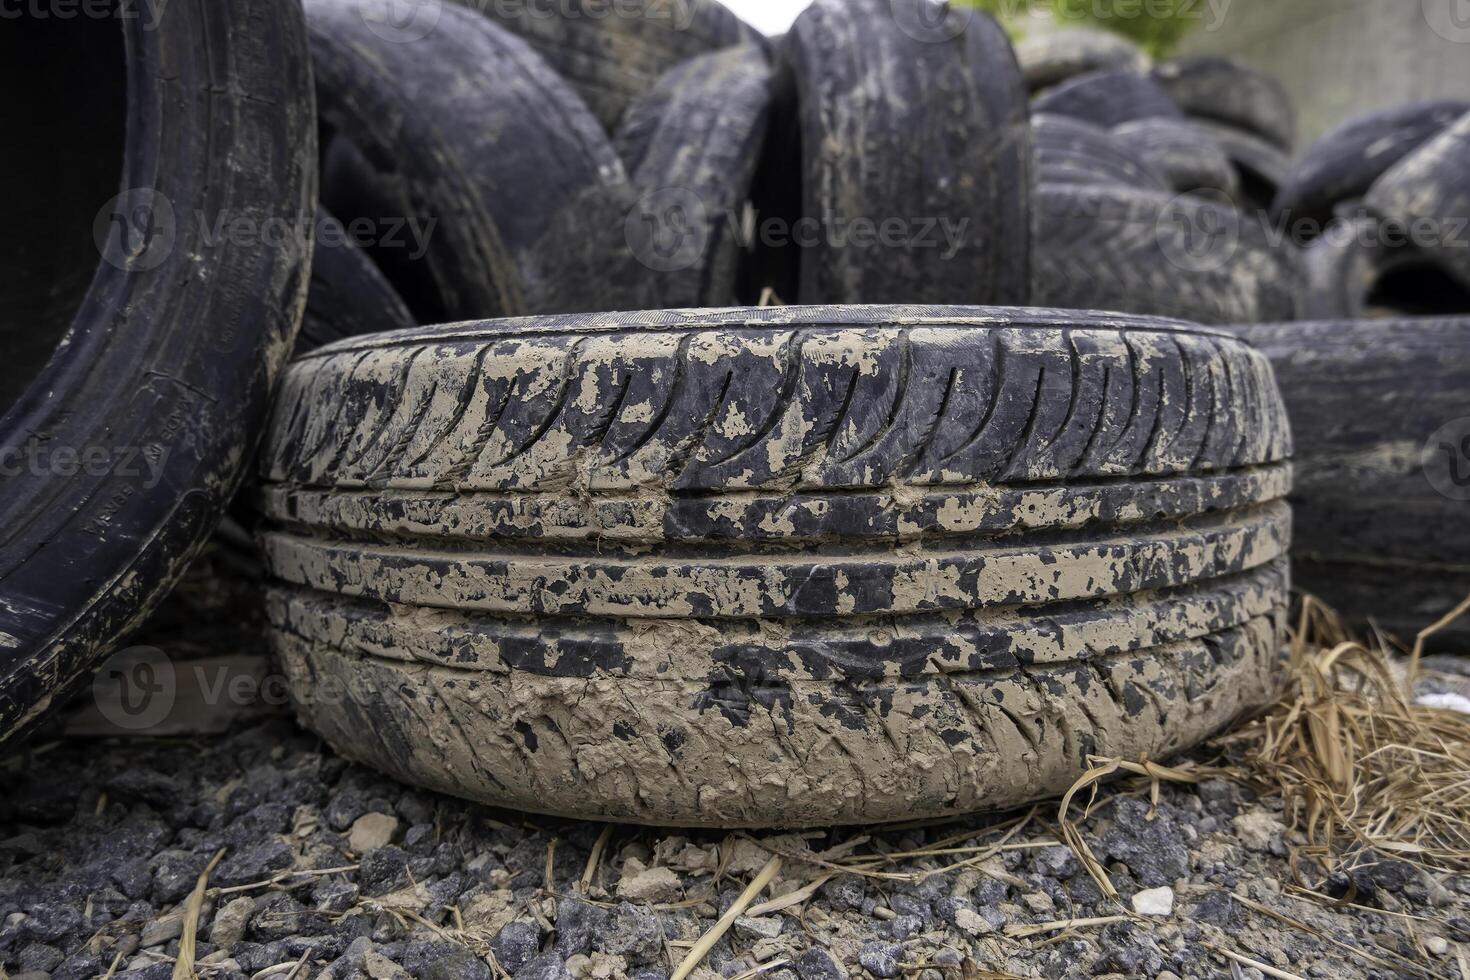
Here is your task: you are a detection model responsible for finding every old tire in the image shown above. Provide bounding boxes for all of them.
[308,0,651,322]
[1016,28,1147,92]
[300,210,416,353]
[1151,56,1295,151]
[1300,216,1470,320]
[1034,114,1170,192]
[1365,109,1470,292]
[452,0,755,132]
[614,45,773,308]
[1031,69,1183,130]
[1034,183,1298,325]
[255,305,1291,827]
[1192,120,1291,213]
[785,0,1032,305]
[0,1,315,744]
[1112,117,1239,198]
[1229,318,1470,647]
[1272,100,1470,237]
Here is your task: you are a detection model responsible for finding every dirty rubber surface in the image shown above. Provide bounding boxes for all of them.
[250,306,1291,827]
[3,713,1468,979]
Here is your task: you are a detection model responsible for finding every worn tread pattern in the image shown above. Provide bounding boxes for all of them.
[614,45,772,308]
[1111,117,1238,198]
[451,0,755,131]
[1031,69,1183,130]
[1191,119,1290,213]
[1034,184,1299,325]
[1151,56,1295,151]
[785,0,1032,305]
[1034,114,1170,192]
[1228,318,1470,647]
[256,306,1290,826]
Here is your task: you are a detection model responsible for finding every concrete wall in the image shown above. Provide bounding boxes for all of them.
[1181,0,1470,148]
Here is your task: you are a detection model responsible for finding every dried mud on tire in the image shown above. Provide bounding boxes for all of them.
[255,306,1292,827]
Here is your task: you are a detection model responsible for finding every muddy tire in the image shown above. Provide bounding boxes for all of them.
[452,0,755,132]
[308,0,651,322]
[1272,100,1470,237]
[1229,318,1470,647]
[255,305,1291,827]
[1034,183,1298,325]
[614,46,773,308]
[1034,114,1170,192]
[1365,110,1470,292]
[1112,118,1239,198]
[1151,57,1295,151]
[785,0,1032,305]
[0,2,315,745]
[1031,69,1183,130]
[300,210,416,353]
[1016,28,1147,92]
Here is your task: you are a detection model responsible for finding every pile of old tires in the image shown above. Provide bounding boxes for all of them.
[0,0,1462,826]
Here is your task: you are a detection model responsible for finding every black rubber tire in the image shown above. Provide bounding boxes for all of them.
[785,0,1032,305]
[308,0,651,322]
[300,210,416,354]
[1015,27,1147,92]
[451,0,756,132]
[1033,114,1171,192]
[1229,318,1470,647]
[1031,69,1184,130]
[1272,100,1470,238]
[254,305,1291,827]
[1150,56,1295,151]
[1034,183,1298,325]
[614,45,773,308]
[1112,117,1239,198]
[1192,119,1291,214]
[0,1,315,745]
[1300,214,1470,321]
[1365,109,1470,292]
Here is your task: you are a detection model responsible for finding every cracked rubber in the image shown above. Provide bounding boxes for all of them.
[784,0,1032,305]
[1016,28,1147,93]
[1034,114,1170,193]
[452,0,755,132]
[300,210,415,353]
[0,0,315,745]
[1034,183,1299,325]
[1031,69,1183,130]
[614,45,773,308]
[308,0,652,322]
[254,305,1291,827]
[1112,117,1239,198]
[1272,100,1470,237]
[1151,56,1295,151]
[1229,318,1470,647]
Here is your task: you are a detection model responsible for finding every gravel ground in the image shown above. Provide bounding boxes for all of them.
[3,712,1468,980]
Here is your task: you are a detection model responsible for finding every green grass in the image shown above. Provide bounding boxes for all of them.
[963,0,1201,58]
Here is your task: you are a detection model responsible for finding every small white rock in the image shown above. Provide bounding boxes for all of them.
[734,915,784,940]
[615,859,683,903]
[348,812,400,853]
[208,896,256,948]
[1131,886,1175,917]
[1418,692,1470,715]
[954,908,993,936]
[1426,936,1449,956]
